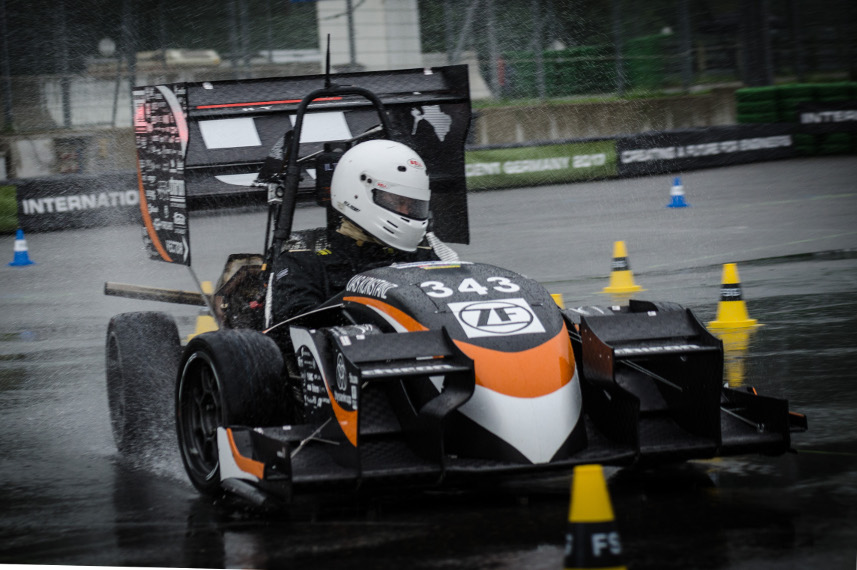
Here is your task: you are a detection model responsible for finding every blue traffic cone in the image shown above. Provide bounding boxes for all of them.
[667,176,689,208]
[8,229,35,266]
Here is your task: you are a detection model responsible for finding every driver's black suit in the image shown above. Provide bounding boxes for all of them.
[271,229,438,323]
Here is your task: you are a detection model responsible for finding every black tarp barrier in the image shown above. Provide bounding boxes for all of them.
[12,119,856,234]
[14,171,140,233]
[616,124,796,177]
[797,101,857,134]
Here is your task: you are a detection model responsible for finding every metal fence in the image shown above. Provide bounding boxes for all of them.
[1,0,855,133]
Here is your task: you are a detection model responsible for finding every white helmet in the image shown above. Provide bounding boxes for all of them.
[330,140,431,252]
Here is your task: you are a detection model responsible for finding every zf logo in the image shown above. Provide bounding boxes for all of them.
[335,353,347,392]
[448,298,546,338]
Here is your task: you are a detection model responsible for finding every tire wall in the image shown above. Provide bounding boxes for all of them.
[736,82,857,155]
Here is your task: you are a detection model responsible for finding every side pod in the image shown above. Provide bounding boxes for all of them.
[216,327,476,499]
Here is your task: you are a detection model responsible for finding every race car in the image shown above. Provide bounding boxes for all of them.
[104,64,806,508]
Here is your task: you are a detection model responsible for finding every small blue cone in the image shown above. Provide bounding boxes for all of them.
[8,229,35,267]
[667,176,689,208]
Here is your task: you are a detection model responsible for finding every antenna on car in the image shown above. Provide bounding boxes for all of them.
[267,35,393,269]
[324,34,332,89]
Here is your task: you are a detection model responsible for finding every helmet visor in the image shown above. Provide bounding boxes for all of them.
[373,188,430,220]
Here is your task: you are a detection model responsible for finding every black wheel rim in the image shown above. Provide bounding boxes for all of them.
[178,352,223,486]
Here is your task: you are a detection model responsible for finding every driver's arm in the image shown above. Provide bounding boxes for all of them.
[271,251,328,322]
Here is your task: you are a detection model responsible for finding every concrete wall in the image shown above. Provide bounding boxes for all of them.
[2,129,137,180]
[472,87,737,145]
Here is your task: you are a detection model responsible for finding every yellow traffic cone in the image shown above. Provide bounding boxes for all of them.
[707,263,760,329]
[185,281,219,341]
[551,293,565,309]
[602,241,643,294]
[565,464,626,570]
[714,328,753,387]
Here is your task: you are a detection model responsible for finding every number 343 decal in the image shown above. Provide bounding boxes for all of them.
[420,276,520,298]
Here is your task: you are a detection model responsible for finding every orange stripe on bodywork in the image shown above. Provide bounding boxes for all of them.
[323,382,359,447]
[136,158,172,262]
[226,428,265,479]
[134,99,172,263]
[195,96,343,109]
[328,296,427,445]
[343,296,428,332]
[453,324,575,399]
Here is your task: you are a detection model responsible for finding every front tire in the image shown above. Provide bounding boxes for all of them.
[175,329,284,495]
[106,312,181,454]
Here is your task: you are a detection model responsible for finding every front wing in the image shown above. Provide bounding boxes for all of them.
[214,307,805,505]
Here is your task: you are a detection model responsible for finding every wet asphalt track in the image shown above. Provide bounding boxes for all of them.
[0,156,856,569]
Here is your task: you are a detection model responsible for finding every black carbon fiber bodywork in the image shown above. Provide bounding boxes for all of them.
[217,271,805,505]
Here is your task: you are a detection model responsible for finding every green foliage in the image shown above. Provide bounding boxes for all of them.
[735,87,779,103]
[625,34,667,91]
[0,186,18,234]
[2,0,320,74]
[502,45,616,99]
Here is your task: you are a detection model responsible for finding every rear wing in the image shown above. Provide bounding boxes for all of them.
[132,65,472,265]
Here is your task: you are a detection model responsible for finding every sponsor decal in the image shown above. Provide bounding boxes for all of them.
[363,363,457,377]
[21,191,139,215]
[134,83,190,265]
[619,136,792,164]
[565,525,623,568]
[797,101,857,133]
[407,158,425,169]
[503,156,571,174]
[393,260,472,270]
[614,344,703,356]
[611,256,630,271]
[346,274,398,299]
[464,141,617,190]
[335,353,347,392]
[295,345,329,411]
[331,352,359,410]
[465,162,502,177]
[465,153,606,175]
[616,125,796,176]
[341,200,360,213]
[411,105,452,142]
[800,109,857,124]
[448,298,546,338]
[165,239,185,256]
[720,283,743,301]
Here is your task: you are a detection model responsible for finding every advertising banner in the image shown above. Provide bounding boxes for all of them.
[465,139,617,190]
[617,125,796,177]
[14,171,140,233]
[797,101,857,134]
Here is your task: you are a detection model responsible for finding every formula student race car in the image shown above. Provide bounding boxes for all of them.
[104,63,806,507]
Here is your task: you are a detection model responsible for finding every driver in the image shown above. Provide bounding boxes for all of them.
[271,139,441,322]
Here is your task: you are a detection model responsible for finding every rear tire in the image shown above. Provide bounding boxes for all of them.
[106,312,181,454]
[175,329,284,495]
